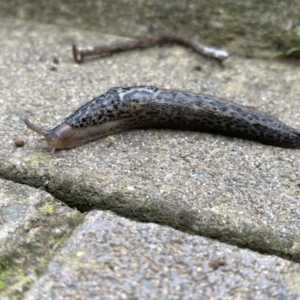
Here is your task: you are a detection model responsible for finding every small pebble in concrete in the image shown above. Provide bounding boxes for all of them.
[14,139,25,147]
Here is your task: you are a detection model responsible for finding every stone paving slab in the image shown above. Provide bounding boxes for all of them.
[0,17,300,264]
[0,178,84,299]
[0,0,299,58]
[24,210,300,300]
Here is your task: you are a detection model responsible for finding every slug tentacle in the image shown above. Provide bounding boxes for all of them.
[23,118,52,137]
[24,86,300,152]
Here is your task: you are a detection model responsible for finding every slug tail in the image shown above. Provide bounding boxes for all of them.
[23,118,53,137]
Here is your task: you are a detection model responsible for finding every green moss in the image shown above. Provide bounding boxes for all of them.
[0,258,8,291]
[26,153,56,183]
[0,273,7,291]
[55,238,64,245]
[17,248,27,256]
[27,153,52,169]
[12,269,31,291]
[42,258,50,266]
[40,203,55,215]
[0,258,8,271]
[274,25,300,57]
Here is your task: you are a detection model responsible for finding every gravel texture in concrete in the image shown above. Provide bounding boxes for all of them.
[25,210,300,300]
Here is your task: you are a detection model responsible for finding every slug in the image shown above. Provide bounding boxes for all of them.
[23,86,300,153]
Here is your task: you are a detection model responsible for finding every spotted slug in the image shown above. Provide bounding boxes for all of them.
[23,86,300,153]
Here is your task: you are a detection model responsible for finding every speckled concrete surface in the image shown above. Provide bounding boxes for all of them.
[0,17,300,265]
[0,178,84,299]
[24,210,300,300]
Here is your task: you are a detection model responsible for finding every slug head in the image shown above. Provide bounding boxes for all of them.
[23,118,81,153]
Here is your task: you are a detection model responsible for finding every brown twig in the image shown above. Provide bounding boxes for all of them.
[72,35,228,63]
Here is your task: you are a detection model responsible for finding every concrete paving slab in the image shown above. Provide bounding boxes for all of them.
[0,178,84,299]
[0,18,300,263]
[1,0,300,58]
[24,210,300,300]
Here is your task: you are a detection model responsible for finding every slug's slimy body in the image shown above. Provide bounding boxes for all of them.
[24,86,300,152]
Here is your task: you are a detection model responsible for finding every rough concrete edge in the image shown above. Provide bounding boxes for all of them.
[0,186,85,298]
[0,157,299,264]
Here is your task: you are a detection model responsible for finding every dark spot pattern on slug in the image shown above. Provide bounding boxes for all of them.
[64,86,300,148]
